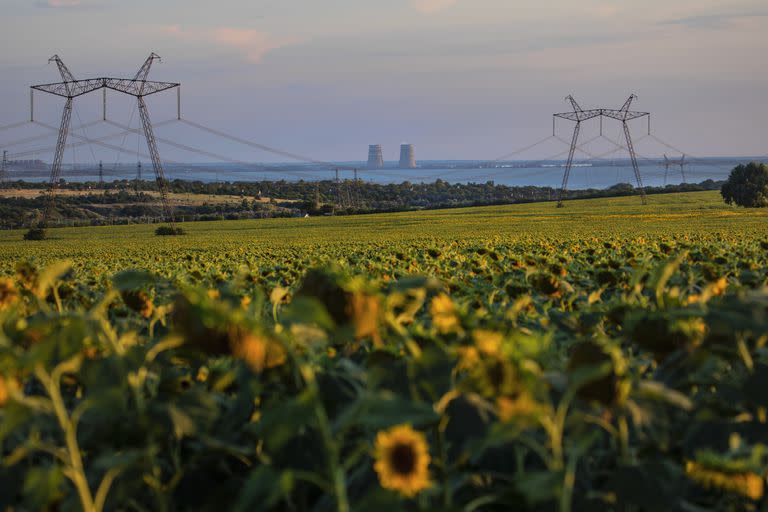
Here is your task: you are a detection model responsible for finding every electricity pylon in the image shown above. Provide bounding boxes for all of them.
[29,53,180,234]
[0,150,7,187]
[553,95,650,207]
[663,154,688,184]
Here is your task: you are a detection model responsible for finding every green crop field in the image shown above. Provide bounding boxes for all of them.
[1,190,767,511]
[1,191,767,277]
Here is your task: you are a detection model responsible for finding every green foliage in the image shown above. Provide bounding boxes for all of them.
[721,161,768,207]
[23,227,47,240]
[0,192,767,510]
[155,225,185,236]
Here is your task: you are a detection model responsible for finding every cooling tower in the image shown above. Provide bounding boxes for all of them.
[399,144,416,169]
[367,144,384,169]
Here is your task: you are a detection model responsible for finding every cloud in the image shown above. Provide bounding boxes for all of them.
[159,25,297,63]
[662,11,768,29]
[410,0,458,14]
[37,0,82,7]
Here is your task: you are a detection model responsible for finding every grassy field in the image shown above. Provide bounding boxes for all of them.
[0,190,765,274]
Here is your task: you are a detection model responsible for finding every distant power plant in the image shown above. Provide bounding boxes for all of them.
[367,144,384,169]
[399,144,416,169]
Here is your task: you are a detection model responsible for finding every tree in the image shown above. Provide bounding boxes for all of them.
[721,162,768,208]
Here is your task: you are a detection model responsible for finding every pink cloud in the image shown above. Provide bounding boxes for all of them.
[39,0,82,7]
[160,25,297,63]
[159,24,182,36]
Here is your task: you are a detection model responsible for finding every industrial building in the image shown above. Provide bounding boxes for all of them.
[367,144,384,169]
[399,144,416,169]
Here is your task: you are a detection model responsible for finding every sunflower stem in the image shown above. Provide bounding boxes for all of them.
[559,451,579,512]
[435,419,452,507]
[302,365,350,512]
[35,362,97,512]
[618,414,631,464]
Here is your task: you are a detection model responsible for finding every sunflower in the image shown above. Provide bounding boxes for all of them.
[373,424,431,497]
[496,391,542,425]
[230,331,287,373]
[475,357,518,397]
[0,375,19,407]
[0,278,19,311]
[685,461,764,501]
[472,329,502,357]
[429,293,461,334]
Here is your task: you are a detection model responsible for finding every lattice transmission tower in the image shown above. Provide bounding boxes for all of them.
[0,150,7,187]
[553,95,650,207]
[29,53,180,234]
[663,154,688,184]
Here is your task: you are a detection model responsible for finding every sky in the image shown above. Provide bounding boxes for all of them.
[0,0,767,164]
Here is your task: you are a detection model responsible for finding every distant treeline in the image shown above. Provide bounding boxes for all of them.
[0,178,723,229]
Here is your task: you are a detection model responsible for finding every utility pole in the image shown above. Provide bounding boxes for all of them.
[98,160,103,189]
[353,168,361,208]
[135,161,142,195]
[334,168,341,213]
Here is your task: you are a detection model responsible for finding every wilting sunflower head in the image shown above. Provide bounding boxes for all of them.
[373,424,431,498]
[474,356,518,397]
[121,290,155,319]
[567,339,630,408]
[0,278,19,311]
[496,390,543,426]
[685,460,764,501]
[229,330,287,373]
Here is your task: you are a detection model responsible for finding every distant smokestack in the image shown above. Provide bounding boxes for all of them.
[367,144,384,169]
[399,144,416,169]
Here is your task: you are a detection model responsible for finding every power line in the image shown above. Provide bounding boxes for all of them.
[0,121,31,133]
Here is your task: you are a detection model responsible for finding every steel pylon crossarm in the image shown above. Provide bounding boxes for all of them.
[32,79,179,99]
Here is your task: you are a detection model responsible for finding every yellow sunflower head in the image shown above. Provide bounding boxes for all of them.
[472,329,503,357]
[0,375,20,407]
[429,293,461,334]
[373,424,431,498]
[496,390,543,426]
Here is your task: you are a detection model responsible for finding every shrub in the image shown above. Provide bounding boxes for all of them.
[721,162,768,207]
[155,225,185,236]
[23,227,47,241]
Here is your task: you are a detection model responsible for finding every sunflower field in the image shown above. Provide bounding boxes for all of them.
[1,191,768,511]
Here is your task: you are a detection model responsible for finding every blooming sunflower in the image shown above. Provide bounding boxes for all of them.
[429,293,461,334]
[373,424,431,497]
[472,329,502,357]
